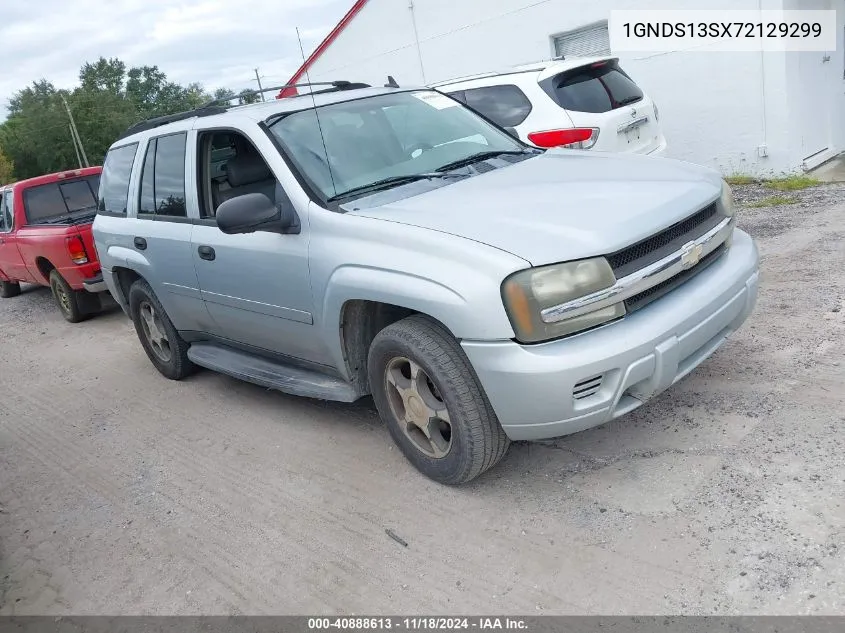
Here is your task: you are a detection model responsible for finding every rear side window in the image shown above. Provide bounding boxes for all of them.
[138,132,187,218]
[0,190,12,232]
[98,143,138,215]
[449,85,532,128]
[22,175,100,224]
[542,62,643,114]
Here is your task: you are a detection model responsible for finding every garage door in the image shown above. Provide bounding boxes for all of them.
[553,21,610,58]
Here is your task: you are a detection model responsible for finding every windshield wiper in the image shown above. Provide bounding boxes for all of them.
[435,150,537,173]
[327,173,461,201]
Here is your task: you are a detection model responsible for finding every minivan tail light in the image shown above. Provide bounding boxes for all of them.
[528,128,600,150]
[66,235,88,264]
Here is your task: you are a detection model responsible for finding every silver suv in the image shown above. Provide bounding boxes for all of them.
[93,82,759,484]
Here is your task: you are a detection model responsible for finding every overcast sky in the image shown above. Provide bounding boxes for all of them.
[0,0,350,117]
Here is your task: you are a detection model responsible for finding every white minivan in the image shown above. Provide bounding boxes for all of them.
[431,56,667,155]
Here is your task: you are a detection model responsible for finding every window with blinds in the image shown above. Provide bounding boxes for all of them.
[552,21,611,58]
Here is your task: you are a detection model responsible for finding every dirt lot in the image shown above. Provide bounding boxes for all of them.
[1,187,843,615]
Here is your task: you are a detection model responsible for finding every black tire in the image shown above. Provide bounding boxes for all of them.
[128,278,196,380]
[49,270,89,323]
[0,280,21,298]
[368,315,510,485]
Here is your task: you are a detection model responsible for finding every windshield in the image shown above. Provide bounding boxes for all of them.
[268,90,525,200]
[22,175,100,224]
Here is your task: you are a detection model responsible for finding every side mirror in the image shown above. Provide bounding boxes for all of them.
[504,127,520,139]
[215,193,300,235]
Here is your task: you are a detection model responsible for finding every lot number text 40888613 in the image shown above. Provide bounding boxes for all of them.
[307,617,528,630]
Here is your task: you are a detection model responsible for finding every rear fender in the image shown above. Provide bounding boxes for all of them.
[104,246,152,310]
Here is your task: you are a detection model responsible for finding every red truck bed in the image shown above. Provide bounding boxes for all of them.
[0,167,107,322]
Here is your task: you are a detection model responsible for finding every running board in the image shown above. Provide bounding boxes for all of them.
[187,342,359,402]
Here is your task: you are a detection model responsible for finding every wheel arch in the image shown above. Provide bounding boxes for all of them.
[34,256,56,283]
[109,266,144,312]
[326,267,473,394]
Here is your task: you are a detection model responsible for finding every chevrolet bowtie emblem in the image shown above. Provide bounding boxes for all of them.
[680,242,703,269]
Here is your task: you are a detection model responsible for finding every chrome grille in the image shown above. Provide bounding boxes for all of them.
[608,203,722,278]
[625,244,727,313]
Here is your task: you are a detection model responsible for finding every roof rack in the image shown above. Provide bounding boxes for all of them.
[201,80,370,108]
[117,80,371,140]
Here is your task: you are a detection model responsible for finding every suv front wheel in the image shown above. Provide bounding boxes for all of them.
[129,279,195,380]
[368,315,510,485]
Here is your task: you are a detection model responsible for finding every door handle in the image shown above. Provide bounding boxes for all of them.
[134,237,147,250]
[197,245,215,261]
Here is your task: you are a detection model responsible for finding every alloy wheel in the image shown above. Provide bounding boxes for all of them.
[139,301,172,363]
[384,356,453,459]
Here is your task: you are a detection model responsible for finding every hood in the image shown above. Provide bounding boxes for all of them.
[345,150,723,266]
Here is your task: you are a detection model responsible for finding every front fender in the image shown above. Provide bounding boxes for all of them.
[321,264,514,379]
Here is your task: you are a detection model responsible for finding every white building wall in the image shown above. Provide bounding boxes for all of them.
[305,0,831,176]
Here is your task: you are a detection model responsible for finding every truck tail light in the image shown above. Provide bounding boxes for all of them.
[528,128,600,150]
[66,235,88,264]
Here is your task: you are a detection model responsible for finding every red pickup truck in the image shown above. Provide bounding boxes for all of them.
[0,167,109,322]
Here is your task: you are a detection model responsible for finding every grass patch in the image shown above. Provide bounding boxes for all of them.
[725,175,758,186]
[749,195,799,208]
[765,175,820,191]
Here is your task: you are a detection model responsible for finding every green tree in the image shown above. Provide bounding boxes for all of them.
[0,57,234,180]
[0,146,14,184]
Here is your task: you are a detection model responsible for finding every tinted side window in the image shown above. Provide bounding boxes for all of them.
[98,143,138,215]
[3,191,13,231]
[0,192,11,232]
[460,85,532,128]
[153,133,187,217]
[543,63,644,114]
[138,139,157,215]
[446,90,466,104]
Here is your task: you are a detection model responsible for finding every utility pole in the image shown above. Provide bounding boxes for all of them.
[253,68,266,101]
[69,125,83,169]
[60,95,89,167]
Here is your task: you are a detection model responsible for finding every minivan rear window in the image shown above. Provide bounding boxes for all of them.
[22,175,101,224]
[541,61,643,114]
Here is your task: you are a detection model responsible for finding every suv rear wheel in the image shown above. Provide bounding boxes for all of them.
[368,315,510,484]
[128,279,195,380]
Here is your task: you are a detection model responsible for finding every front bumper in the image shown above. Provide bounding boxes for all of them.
[461,229,759,441]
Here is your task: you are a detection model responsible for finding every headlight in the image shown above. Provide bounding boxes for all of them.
[502,258,625,343]
[720,181,735,217]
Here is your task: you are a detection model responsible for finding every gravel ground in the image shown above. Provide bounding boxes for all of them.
[0,186,843,615]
